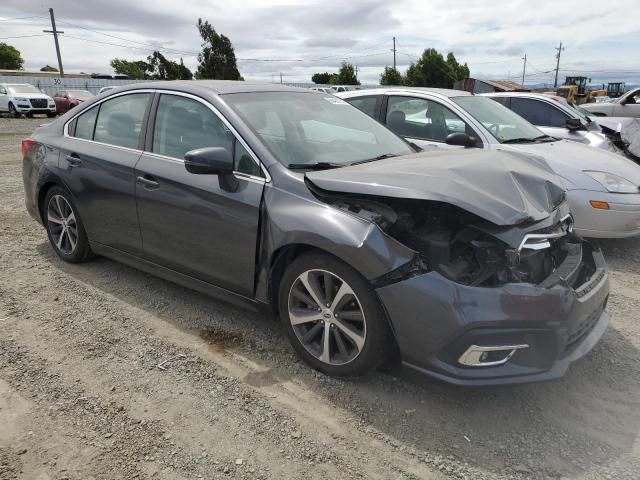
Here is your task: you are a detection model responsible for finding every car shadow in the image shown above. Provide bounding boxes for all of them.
[39,241,640,478]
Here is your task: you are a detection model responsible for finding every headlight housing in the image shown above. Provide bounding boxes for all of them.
[584,171,639,193]
[15,97,28,102]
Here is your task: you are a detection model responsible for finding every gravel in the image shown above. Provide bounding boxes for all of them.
[1,117,639,479]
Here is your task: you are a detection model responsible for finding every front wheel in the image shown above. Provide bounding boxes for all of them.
[8,103,20,118]
[43,186,93,263]
[47,112,56,118]
[278,252,393,377]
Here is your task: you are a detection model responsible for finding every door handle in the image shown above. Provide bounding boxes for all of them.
[65,153,82,167]
[137,175,160,189]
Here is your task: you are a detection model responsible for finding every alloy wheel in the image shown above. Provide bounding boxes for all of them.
[47,194,79,255]
[288,269,366,365]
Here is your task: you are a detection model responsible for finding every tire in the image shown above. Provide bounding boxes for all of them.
[47,112,56,118]
[26,112,34,118]
[278,251,393,377]
[8,103,20,119]
[43,186,93,263]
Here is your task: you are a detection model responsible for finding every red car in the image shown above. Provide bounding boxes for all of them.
[53,89,94,114]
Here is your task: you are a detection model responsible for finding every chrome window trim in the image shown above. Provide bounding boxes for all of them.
[63,88,271,183]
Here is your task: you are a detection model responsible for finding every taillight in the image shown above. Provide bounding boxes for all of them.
[21,137,35,158]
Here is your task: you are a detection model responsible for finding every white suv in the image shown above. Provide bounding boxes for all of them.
[0,83,56,118]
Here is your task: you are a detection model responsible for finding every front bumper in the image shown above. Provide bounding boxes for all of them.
[568,189,640,238]
[375,245,609,386]
[15,103,56,114]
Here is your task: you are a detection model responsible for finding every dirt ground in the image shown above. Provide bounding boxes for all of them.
[1,116,639,480]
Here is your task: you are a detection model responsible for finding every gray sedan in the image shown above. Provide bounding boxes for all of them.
[339,87,640,238]
[22,81,608,385]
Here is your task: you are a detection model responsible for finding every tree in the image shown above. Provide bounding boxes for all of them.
[110,58,148,80]
[446,52,469,81]
[146,52,192,80]
[311,72,332,84]
[40,65,59,72]
[195,18,241,80]
[403,48,469,88]
[330,62,360,85]
[0,43,24,70]
[380,67,404,86]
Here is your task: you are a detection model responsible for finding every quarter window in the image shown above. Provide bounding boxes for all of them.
[73,107,98,140]
[345,96,379,118]
[152,94,233,159]
[385,96,474,142]
[93,93,151,149]
[510,98,568,128]
[234,140,262,177]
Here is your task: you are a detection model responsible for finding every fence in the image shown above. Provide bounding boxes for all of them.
[0,75,378,96]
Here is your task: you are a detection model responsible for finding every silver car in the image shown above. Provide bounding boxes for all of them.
[338,87,640,238]
[481,92,620,153]
[582,87,640,118]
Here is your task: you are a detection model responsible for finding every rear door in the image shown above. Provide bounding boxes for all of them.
[59,91,152,255]
[135,92,265,296]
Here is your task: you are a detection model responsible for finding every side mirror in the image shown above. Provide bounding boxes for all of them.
[566,117,584,131]
[184,147,238,191]
[0,89,6,95]
[445,132,477,148]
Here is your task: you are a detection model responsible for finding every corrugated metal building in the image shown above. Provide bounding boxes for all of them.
[454,77,529,94]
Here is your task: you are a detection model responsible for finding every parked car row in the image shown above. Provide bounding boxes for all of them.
[0,83,96,118]
[23,80,620,387]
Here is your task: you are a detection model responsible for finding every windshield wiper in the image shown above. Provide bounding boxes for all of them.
[532,134,556,142]
[502,135,555,144]
[287,162,344,170]
[349,153,398,166]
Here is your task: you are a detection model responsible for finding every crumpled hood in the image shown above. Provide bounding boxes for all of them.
[503,139,640,189]
[305,149,566,226]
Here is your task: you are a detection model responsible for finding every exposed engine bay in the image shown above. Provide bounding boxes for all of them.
[324,195,590,288]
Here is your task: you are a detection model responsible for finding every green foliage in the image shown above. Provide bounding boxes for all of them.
[0,43,24,70]
[110,58,148,80]
[402,49,469,88]
[380,67,404,86]
[329,62,360,85]
[146,52,193,80]
[40,65,59,72]
[311,72,332,84]
[195,18,242,80]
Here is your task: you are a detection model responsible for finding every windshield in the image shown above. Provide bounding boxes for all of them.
[67,90,94,99]
[452,96,545,143]
[224,92,413,168]
[7,84,41,94]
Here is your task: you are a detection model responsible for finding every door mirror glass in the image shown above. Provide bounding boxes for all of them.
[445,132,476,147]
[565,117,583,131]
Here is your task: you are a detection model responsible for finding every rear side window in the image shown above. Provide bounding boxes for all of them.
[510,98,569,128]
[93,93,151,149]
[345,96,378,118]
[152,94,233,159]
[73,107,98,140]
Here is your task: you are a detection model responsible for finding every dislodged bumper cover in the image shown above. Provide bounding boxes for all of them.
[305,150,565,226]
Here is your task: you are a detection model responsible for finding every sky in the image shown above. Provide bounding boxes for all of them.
[1,0,639,86]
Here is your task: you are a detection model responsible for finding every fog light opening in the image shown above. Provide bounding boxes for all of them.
[589,200,610,210]
[458,344,529,367]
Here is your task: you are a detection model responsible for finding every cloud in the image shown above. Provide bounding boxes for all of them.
[1,0,638,84]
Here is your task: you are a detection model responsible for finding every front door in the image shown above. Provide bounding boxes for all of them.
[135,93,265,296]
[59,92,152,255]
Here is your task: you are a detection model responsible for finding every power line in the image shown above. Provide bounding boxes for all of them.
[0,34,49,40]
[0,15,44,22]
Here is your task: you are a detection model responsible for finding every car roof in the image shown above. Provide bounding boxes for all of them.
[116,80,313,96]
[337,87,472,99]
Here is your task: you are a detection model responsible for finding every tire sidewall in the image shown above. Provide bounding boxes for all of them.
[43,186,91,263]
[278,252,392,377]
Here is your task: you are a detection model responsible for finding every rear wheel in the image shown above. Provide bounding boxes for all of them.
[44,186,93,263]
[279,252,392,377]
[8,103,20,118]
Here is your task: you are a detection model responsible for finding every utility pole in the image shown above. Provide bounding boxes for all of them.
[279,72,283,84]
[355,65,359,81]
[553,41,564,88]
[392,37,396,70]
[43,8,64,77]
[521,54,527,89]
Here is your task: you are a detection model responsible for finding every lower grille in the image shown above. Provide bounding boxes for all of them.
[30,98,48,108]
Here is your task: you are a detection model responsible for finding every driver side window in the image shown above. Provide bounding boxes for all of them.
[385,96,475,142]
